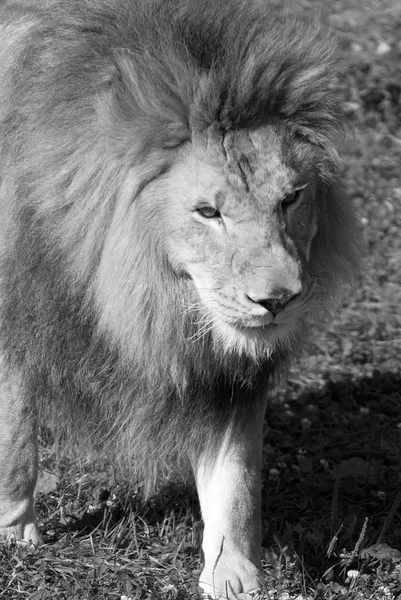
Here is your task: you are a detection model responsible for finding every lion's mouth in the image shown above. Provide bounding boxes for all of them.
[195,282,316,358]
[190,280,316,344]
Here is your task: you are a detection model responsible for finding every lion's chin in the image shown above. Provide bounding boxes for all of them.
[212,319,299,361]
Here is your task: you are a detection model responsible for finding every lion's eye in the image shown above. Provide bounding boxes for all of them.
[196,205,221,219]
[282,187,306,211]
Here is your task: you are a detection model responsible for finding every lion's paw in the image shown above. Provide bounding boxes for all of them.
[199,590,264,600]
[0,522,43,546]
[198,556,266,599]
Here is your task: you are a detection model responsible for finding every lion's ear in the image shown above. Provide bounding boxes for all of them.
[97,51,190,159]
[310,180,362,298]
[95,56,146,157]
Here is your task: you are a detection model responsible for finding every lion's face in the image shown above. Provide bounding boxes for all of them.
[162,124,319,358]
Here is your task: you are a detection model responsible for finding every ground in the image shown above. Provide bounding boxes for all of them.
[1,0,400,598]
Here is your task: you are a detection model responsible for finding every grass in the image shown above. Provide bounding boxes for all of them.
[1,0,401,598]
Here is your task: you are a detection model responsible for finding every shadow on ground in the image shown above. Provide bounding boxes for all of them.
[262,371,401,578]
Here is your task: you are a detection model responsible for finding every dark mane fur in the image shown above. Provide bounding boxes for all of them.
[0,0,360,492]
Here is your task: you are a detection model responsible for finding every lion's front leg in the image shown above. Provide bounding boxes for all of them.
[0,364,42,545]
[193,393,267,599]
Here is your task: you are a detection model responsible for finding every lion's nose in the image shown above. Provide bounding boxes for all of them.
[246,288,300,316]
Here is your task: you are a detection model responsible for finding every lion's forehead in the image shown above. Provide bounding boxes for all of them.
[176,125,302,215]
[223,127,290,186]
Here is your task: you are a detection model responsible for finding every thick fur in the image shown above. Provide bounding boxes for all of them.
[0,0,360,497]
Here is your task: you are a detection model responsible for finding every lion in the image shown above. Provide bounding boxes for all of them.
[0,0,361,597]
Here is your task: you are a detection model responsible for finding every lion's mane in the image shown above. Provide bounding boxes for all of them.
[0,0,360,491]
